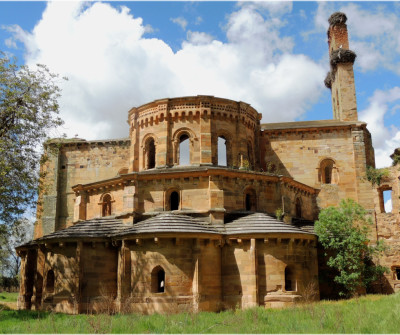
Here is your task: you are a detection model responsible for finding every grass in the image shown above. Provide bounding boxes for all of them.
[0,292,18,303]
[1,293,400,333]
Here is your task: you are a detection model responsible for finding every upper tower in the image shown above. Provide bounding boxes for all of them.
[325,12,358,122]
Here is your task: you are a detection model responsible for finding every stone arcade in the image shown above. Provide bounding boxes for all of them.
[17,13,400,314]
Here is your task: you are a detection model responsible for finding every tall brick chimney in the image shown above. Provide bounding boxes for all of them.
[324,12,358,122]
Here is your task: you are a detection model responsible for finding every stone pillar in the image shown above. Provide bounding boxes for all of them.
[192,239,201,312]
[18,249,36,310]
[32,248,45,310]
[129,108,140,172]
[200,104,212,165]
[352,127,377,241]
[157,102,169,168]
[76,241,83,314]
[37,145,61,237]
[73,191,87,222]
[117,240,131,312]
[326,12,358,122]
[17,251,27,310]
[248,238,258,307]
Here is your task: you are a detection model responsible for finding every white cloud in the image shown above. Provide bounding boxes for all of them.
[170,16,188,31]
[238,1,293,17]
[312,2,400,74]
[6,1,325,140]
[186,31,213,45]
[384,198,392,213]
[359,87,400,167]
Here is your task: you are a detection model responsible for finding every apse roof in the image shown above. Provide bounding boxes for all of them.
[224,212,311,235]
[34,217,130,242]
[118,212,223,236]
[19,212,315,248]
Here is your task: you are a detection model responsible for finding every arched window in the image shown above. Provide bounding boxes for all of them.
[170,191,180,211]
[46,270,55,293]
[179,134,190,165]
[151,266,165,293]
[102,194,112,217]
[146,138,156,169]
[244,188,256,211]
[320,159,335,184]
[295,198,302,218]
[217,136,227,166]
[284,266,294,291]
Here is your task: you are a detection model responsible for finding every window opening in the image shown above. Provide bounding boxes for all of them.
[246,194,251,211]
[102,194,112,217]
[244,189,256,211]
[146,138,155,169]
[218,136,227,166]
[295,198,302,218]
[170,191,179,211]
[285,267,294,291]
[46,270,55,293]
[383,189,393,213]
[151,266,165,293]
[395,268,400,280]
[320,159,335,184]
[324,166,332,184]
[179,134,190,165]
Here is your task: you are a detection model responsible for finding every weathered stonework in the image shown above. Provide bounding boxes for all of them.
[17,12,400,314]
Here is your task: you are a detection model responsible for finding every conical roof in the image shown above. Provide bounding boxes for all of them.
[118,212,222,237]
[18,212,314,250]
[34,217,131,241]
[225,212,312,235]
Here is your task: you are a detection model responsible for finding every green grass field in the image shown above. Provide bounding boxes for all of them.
[0,292,18,303]
[1,293,400,333]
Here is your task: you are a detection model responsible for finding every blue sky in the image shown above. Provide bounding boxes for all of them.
[1,1,400,170]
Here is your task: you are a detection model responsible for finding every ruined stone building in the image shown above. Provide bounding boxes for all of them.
[17,12,400,314]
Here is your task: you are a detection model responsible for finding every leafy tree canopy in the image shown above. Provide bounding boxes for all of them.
[0,52,64,231]
[315,199,387,297]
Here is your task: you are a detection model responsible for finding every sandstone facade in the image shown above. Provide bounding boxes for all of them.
[17,12,400,314]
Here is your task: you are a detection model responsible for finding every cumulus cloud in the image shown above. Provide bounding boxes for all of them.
[5,1,325,140]
[170,16,188,31]
[384,198,392,213]
[313,2,400,74]
[359,87,400,167]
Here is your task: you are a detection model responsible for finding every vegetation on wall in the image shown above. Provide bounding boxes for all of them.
[315,199,387,298]
[366,166,389,186]
[275,208,283,221]
[392,153,400,167]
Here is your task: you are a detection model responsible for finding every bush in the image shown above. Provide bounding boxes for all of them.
[315,199,387,297]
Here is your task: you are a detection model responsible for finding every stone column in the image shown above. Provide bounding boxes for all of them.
[117,240,131,312]
[76,241,83,314]
[248,238,258,307]
[32,248,45,310]
[200,105,212,165]
[192,239,201,312]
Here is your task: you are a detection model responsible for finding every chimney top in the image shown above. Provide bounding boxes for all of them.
[328,12,347,26]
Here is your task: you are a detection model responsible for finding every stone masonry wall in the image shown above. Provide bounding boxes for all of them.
[35,140,130,237]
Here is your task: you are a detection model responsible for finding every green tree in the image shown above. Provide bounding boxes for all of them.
[0,53,64,226]
[315,199,387,297]
[0,218,32,278]
[0,53,64,277]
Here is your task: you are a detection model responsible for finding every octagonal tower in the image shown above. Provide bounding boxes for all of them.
[128,96,262,172]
